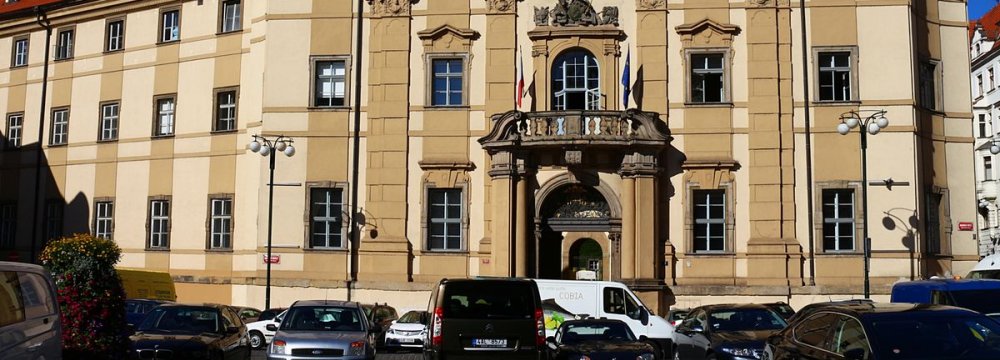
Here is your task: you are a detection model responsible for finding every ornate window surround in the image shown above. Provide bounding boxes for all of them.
[682,160,738,255]
[418,161,474,254]
[418,24,477,109]
[813,180,864,255]
[675,19,740,107]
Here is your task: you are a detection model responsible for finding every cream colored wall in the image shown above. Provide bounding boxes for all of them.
[856,6,913,102]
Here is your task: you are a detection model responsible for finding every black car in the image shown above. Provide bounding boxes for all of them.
[784,299,872,324]
[129,303,252,360]
[423,278,545,360]
[258,307,287,322]
[125,299,170,327]
[764,302,1000,360]
[674,304,787,360]
[762,303,795,320]
[545,319,656,360]
[362,302,398,348]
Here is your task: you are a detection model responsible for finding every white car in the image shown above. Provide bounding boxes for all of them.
[246,309,286,349]
[383,310,428,351]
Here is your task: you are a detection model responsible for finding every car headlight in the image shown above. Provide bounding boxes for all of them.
[271,340,287,355]
[637,354,655,360]
[721,346,758,358]
[387,328,395,335]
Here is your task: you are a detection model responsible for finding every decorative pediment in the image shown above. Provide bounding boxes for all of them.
[533,0,619,27]
[675,18,741,47]
[417,24,479,52]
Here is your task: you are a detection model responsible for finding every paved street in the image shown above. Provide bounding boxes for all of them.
[252,349,422,360]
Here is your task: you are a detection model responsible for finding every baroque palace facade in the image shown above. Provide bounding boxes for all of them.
[0,0,977,312]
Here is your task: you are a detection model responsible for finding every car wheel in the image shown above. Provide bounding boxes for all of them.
[706,353,717,360]
[644,339,663,360]
[248,331,265,349]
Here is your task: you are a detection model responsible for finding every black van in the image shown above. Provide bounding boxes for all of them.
[423,278,544,360]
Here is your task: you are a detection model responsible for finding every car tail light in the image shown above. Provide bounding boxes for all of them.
[431,307,443,346]
[534,308,545,346]
[349,341,365,356]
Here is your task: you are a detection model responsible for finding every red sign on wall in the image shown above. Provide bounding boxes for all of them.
[958,222,974,231]
[263,255,281,264]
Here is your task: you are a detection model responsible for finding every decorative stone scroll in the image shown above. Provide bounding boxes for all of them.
[367,0,418,17]
[485,0,516,14]
[533,0,619,27]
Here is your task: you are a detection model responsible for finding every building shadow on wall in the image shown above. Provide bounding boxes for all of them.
[882,208,920,281]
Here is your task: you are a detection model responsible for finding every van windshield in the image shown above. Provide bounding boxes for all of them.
[443,282,535,319]
[941,290,1000,316]
[968,270,1000,280]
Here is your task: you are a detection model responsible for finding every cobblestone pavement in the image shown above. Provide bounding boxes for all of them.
[252,349,423,360]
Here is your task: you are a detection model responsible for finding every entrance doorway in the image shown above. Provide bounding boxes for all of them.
[536,182,614,280]
[569,238,602,280]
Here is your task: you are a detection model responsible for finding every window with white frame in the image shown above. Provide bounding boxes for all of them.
[94,201,114,239]
[148,199,170,249]
[818,52,852,102]
[552,50,601,110]
[55,29,73,60]
[6,113,23,149]
[822,189,855,252]
[209,198,232,249]
[160,9,180,43]
[313,59,347,107]
[991,68,996,90]
[100,102,119,141]
[220,0,241,33]
[692,189,726,252]
[431,58,464,106]
[0,203,14,248]
[215,90,237,132]
[154,97,175,136]
[690,53,725,103]
[987,156,994,181]
[980,114,989,138]
[310,188,344,248]
[427,188,463,251]
[979,74,985,97]
[49,109,68,146]
[11,38,27,67]
[919,61,937,110]
[106,20,124,52]
[44,201,62,241]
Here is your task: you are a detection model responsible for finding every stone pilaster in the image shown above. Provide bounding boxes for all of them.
[488,151,516,276]
[634,0,668,113]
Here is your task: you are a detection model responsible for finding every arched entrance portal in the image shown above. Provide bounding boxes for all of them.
[536,182,617,279]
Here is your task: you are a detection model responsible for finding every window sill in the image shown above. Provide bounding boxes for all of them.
[151,134,175,139]
[425,105,469,110]
[205,248,233,253]
[97,138,118,143]
[53,57,74,62]
[816,251,861,256]
[683,102,733,108]
[812,100,860,107]
[145,247,171,252]
[303,247,348,252]
[103,49,124,55]
[9,64,27,69]
[418,250,469,256]
[47,143,67,148]
[157,39,180,45]
[683,251,734,257]
[308,106,351,111]
[216,29,243,37]
[211,129,237,135]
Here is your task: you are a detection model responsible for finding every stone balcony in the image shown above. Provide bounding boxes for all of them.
[478,109,671,152]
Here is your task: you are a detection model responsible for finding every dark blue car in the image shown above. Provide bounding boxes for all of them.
[891,279,1000,319]
[125,299,170,327]
[673,303,788,360]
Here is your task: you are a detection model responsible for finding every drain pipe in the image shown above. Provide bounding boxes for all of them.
[28,7,52,263]
[799,0,816,286]
[347,0,366,302]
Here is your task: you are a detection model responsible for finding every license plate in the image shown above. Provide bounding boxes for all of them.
[400,338,416,343]
[472,338,507,348]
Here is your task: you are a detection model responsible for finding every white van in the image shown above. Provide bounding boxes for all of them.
[968,253,1000,279]
[535,279,674,358]
[0,261,62,360]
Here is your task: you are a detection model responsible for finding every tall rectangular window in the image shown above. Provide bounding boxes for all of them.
[11,38,27,67]
[215,90,236,132]
[6,113,23,149]
[106,20,125,52]
[693,190,726,252]
[310,188,343,248]
[44,201,62,241]
[986,156,994,181]
[818,52,852,101]
[926,192,942,254]
[991,68,996,90]
[313,60,346,107]
[0,204,14,248]
[428,189,462,251]
[220,0,241,33]
[980,114,989,138]
[49,108,68,146]
[55,29,73,60]
[154,97,175,136]
[209,198,232,249]
[148,200,170,249]
[690,53,724,103]
[978,74,984,97]
[431,58,464,106]
[94,201,114,239]
[160,9,180,43]
[920,62,937,110]
[100,102,119,141]
[823,189,855,252]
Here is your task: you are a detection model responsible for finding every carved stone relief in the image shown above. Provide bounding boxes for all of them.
[533,0,618,27]
[486,0,517,14]
[367,0,417,17]
[637,0,665,10]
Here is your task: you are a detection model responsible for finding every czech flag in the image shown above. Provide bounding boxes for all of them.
[517,48,525,109]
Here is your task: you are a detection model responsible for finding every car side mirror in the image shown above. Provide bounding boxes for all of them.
[266,324,278,332]
[844,348,866,360]
[546,336,557,349]
[640,307,650,326]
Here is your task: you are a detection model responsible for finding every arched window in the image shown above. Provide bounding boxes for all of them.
[552,50,600,110]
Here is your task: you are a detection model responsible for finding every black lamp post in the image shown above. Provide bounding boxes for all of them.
[248,134,295,310]
[837,110,889,299]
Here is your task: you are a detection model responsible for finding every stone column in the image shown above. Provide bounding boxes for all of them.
[488,151,516,276]
[620,176,637,279]
[514,163,532,277]
[623,151,661,281]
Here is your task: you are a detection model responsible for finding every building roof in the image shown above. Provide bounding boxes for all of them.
[972,3,1000,49]
[0,0,87,20]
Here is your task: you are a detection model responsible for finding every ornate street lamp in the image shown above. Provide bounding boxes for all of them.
[248,134,295,310]
[837,110,888,299]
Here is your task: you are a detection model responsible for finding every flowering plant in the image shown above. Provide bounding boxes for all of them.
[41,233,128,359]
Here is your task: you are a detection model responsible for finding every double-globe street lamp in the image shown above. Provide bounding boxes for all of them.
[248,134,296,310]
[837,110,889,299]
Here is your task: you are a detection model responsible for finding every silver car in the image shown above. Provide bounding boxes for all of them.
[267,300,377,360]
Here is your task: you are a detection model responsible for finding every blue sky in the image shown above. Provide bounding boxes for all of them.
[971,0,997,20]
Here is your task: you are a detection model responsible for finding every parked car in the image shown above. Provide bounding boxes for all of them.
[383,310,428,351]
[423,278,545,360]
[544,318,656,360]
[362,302,398,348]
[235,306,263,322]
[673,303,787,360]
[891,279,1000,318]
[666,308,690,327]
[258,307,287,322]
[764,302,1000,360]
[247,309,287,349]
[267,300,376,360]
[967,253,1000,279]
[0,261,62,360]
[129,303,251,360]
[124,299,170,327]
[762,302,795,320]
[785,299,872,324]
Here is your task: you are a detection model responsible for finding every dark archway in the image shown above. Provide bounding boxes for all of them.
[537,183,611,279]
